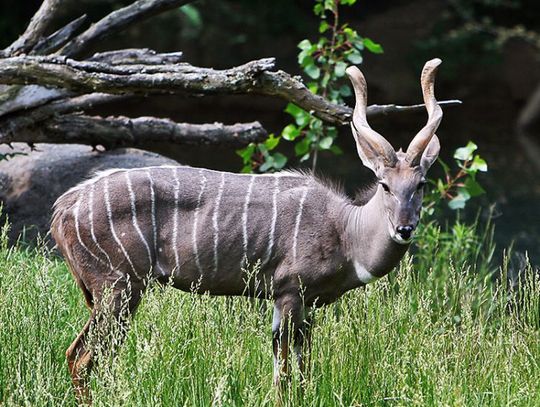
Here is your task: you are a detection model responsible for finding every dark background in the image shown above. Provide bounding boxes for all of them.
[1,0,539,262]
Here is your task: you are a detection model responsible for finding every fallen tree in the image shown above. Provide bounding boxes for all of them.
[0,0,461,151]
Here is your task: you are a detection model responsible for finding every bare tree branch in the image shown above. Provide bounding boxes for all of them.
[0,55,462,125]
[60,0,195,58]
[88,49,183,65]
[16,114,267,149]
[2,0,63,56]
[366,100,463,116]
[32,15,88,55]
[0,93,126,139]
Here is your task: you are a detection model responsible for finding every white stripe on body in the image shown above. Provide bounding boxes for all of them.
[192,170,207,275]
[263,176,280,265]
[172,167,181,275]
[292,184,310,262]
[88,183,114,270]
[125,171,153,270]
[241,175,256,268]
[103,177,140,279]
[145,170,158,254]
[212,172,226,273]
[73,198,103,264]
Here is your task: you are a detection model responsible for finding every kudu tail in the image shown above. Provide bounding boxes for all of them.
[51,189,94,308]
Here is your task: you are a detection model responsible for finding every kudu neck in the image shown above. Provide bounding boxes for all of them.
[340,186,409,278]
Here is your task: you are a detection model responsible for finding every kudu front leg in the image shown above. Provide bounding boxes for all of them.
[272,295,309,385]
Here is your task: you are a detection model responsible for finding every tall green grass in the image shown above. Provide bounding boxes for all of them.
[0,221,538,406]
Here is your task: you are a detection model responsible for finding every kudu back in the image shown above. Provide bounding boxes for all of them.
[51,59,444,400]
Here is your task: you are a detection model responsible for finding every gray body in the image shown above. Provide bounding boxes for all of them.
[53,166,403,306]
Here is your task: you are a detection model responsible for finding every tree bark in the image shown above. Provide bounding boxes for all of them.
[21,115,268,149]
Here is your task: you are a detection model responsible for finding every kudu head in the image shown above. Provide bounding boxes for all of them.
[346,59,443,244]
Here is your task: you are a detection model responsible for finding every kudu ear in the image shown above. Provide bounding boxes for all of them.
[346,66,397,177]
[420,134,440,172]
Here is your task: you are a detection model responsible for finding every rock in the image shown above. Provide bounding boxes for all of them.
[0,143,178,246]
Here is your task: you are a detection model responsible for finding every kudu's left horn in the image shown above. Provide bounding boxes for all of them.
[406,58,444,166]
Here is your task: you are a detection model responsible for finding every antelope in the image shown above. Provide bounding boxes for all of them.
[51,59,444,401]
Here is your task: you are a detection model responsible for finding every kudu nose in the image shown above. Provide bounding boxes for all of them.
[396,225,414,240]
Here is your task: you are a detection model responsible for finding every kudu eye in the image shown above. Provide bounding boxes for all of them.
[379,182,390,193]
[417,180,427,191]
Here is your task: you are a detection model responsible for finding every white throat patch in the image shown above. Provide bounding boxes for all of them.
[354,261,379,284]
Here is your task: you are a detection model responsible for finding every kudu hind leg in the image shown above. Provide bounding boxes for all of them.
[272,295,307,386]
[66,312,95,404]
[67,284,143,404]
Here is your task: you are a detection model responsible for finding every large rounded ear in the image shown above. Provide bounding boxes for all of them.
[420,134,440,173]
[347,66,397,176]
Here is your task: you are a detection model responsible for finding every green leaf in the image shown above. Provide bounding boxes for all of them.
[259,158,273,173]
[436,179,446,194]
[319,21,329,33]
[343,27,357,41]
[324,0,334,11]
[454,141,477,161]
[339,84,352,97]
[282,124,301,141]
[363,38,384,54]
[180,5,202,27]
[298,39,312,51]
[448,189,471,210]
[305,63,321,79]
[330,145,343,155]
[464,177,485,197]
[298,52,313,67]
[300,152,311,162]
[319,136,333,149]
[295,137,311,156]
[241,164,252,173]
[236,144,255,164]
[470,155,488,172]
[346,50,363,64]
[273,153,287,169]
[264,134,280,150]
[334,61,348,77]
[285,104,310,126]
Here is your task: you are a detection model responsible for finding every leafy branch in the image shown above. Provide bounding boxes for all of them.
[424,141,488,214]
[238,0,383,173]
